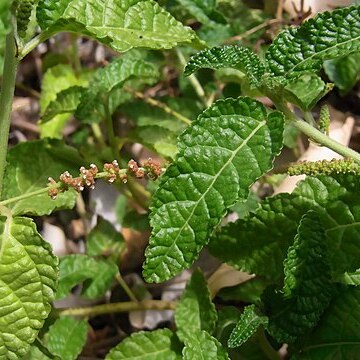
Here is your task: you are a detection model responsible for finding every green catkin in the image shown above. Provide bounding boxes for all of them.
[318,105,330,136]
[288,158,360,176]
[14,0,37,39]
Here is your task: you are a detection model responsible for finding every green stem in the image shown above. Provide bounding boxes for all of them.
[303,110,315,126]
[116,273,138,303]
[58,300,176,317]
[104,100,118,158]
[176,48,209,107]
[0,186,54,207]
[256,328,281,360]
[18,31,50,60]
[273,100,360,163]
[0,29,19,199]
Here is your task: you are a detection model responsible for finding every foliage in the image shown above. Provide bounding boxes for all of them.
[0,1,360,359]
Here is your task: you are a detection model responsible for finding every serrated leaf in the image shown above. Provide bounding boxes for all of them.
[75,57,159,123]
[183,330,230,360]
[143,97,284,283]
[228,305,268,348]
[41,86,85,123]
[184,45,265,86]
[175,269,217,341]
[292,286,360,359]
[36,0,201,52]
[2,139,82,216]
[57,254,118,299]
[209,174,360,280]
[105,329,182,360]
[324,52,360,94]
[266,6,360,81]
[0,215,57,360]
[284,73,326,110]
[87,217,125,262]
[266,211,333,343]
[47,317,88,360]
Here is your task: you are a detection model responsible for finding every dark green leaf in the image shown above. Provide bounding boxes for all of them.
[228,305,268,348]
[87,217,125,262]
[105,329,182,360]
[266,211,333,343]
[184,45,265,86]
[324,52,360,94]
[0,215,57,359]
[266,6,360,81]
[143,97,284,283]
[47,317,88,360]
[37,0,202,52]
[292,286,360,359]
[2,139,82,216]
[175,269,217,342]
[57,254,118,299]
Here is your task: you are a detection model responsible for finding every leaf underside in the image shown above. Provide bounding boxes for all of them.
[143,97,284,283]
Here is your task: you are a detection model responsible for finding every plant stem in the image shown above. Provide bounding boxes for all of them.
[58,300,176,317]
[125,86,191,125]
[256,328,281,360]
[0,186,54,207]
[18,31,50,60]
[176,48,209,107]
[116,273,138,303]
[0,29,19,199]
[104,100,118,158]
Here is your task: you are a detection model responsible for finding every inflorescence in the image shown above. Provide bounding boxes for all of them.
[288,158,360,176]
[47,158,163,199]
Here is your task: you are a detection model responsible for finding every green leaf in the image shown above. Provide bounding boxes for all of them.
[182,330,230,360]
[14,0,38,38]
[105,329,182,360]
[37,0,201,52]
[0,215,57,360]
[228,305,268,348]
[41,86,84,124]
[47,317,88,360]
[324,52,360,94]
[0,0,13,38]
[209,174,360,280]
[39,64,89,138]
[284,73,327,110]
[266,211,333,343]
[2,139,82,216]
[175,269,217,342]
[266,6,360,81]
[184,45,265,86]
[143,97,284,283]
[75,57,159,123]
[87,217,125,262]
[57,254,118,299]
[292,286,360,359]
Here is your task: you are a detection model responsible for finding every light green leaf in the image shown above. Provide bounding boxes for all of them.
[175,269,217,342]
[209,174,360,280]
[228,305,268,348]
[143,97,284,283]
[75,57,159,123]
[87,217,125,262]
[39,64,89,138]
[0,0,13,38]
[292,286,360,359]
[284,73,327,110]
[57,254,118,299]
[0,215,57,360]
[184,45,265,86]
[37,0,201,52]
[266,6,360,81]
[324,52,360,94]
[2,139,82,216]
[41,86,85,123]
[266,211,333,343]
[47,317,88,360]
[105,329,182,360]
[183,330,230,360]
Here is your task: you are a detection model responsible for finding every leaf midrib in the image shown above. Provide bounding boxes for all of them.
[150,119,267,276]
